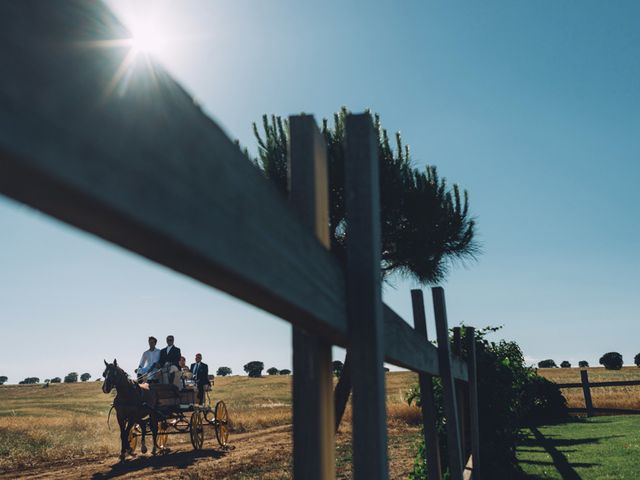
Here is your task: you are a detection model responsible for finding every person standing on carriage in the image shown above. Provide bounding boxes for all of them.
[136,336,160,382]
[190,353,211,405]
[157,334,181,368]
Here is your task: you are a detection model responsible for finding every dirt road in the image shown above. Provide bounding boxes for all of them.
[3,424,418,479]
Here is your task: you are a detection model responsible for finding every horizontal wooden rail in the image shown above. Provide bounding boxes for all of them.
[384,306,468,381]
[556,380,640,389]
[567,407,640,415]
[0,1,468,382]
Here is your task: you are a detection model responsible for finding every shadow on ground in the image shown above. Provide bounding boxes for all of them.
[516,421,620,479]
[92,448,227,479]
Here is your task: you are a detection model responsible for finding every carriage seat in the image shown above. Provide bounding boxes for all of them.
[149,383,180,408]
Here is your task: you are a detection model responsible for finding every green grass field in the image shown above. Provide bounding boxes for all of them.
[517,416,640,479]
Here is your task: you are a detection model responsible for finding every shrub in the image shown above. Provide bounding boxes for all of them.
[50,377,61,383]
[560,361,571,368]
[537,359,557,368]
[0,376,7,385]
[266,367,279,375]
[634,354,640,367]
[408,326,567,479]
[578,360,589,368]
[19,377,39,384]
[279,369,291,375]
[64,372,78,383]
[216,366,232,376]
[243,361,264,378]
[80,373,91,382]
[599,352,623,370]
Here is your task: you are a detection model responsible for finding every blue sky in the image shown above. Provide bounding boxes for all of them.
[1,1,639,382]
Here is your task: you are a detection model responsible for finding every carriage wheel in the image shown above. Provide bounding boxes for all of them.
[157,422,169,449]
[128,424,140,451]
[189,411,205,450]
[214,400,229,447]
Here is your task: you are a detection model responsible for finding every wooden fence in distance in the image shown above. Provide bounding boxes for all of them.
[0,2,481,479]
[556,369,640,417]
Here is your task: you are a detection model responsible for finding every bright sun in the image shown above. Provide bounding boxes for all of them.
[129,22,167,57]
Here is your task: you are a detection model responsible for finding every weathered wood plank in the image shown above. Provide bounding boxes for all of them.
[567,407,640,415]
[0,1,465,381]
[432,287,464,480]
[345,113,388,480]
[452,327,467,458]
[289,115,335,480]
[383,306,468,381]
[556,380,640,388]
[466,327,481,480]
[579,369,594,418]
[411,289,442,480]
[334,351,352,432]
[0,1,347,341]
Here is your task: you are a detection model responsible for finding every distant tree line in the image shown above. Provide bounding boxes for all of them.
[536,352,640,370]
[0,372,95,385]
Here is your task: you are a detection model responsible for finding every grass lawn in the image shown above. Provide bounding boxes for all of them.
[517,415,640,479]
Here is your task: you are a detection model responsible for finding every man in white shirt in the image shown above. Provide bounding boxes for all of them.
[136,336,160,382]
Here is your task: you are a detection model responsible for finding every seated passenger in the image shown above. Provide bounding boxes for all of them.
[136,336,160,383]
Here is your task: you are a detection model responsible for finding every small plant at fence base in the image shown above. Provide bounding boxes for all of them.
[407,326,567,479]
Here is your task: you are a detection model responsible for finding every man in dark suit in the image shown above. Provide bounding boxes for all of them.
[157,335,181,368]
[190,353,211,404]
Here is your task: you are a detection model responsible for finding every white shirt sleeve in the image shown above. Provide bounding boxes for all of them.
[138,351,147,369]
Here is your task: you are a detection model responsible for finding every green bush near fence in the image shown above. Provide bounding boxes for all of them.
[407,326,568,479]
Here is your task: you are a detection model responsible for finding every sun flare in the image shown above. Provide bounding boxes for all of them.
[129,22,167,57]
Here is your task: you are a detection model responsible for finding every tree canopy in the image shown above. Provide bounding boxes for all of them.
[253,108,478,284]
[599,352,623,370]
[537,359,557,368]
[243,361,264,378]
[216,366,232,376]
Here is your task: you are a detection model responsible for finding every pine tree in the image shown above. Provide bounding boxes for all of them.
[253,108,478,284]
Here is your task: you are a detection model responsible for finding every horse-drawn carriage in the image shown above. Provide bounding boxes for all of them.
[127,384,230,452]
[102,360,230,460]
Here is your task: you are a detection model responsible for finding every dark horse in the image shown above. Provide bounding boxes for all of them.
[102,359,160,461]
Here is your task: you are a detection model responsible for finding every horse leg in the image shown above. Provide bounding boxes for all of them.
[140,418,148,454]
[124,420,136,457]
[150,414,159,455]
[117,413,128,462]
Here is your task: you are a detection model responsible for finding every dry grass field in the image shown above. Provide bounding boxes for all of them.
[538,366,640,411]
[0,372,420,479]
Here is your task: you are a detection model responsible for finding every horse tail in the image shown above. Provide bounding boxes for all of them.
[107,404,115,431]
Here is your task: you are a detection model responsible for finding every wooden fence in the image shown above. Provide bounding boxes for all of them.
[555,369,640,417]
[0,2,480,479]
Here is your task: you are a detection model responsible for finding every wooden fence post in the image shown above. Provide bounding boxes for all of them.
[345,113,388,480]
[452,327,467,460]
[580,368,594,417]
[334,351,352,431]
[289,115,335,480]
[411,289,442,480]
[432,287,464,480]
[466,327,481,480]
